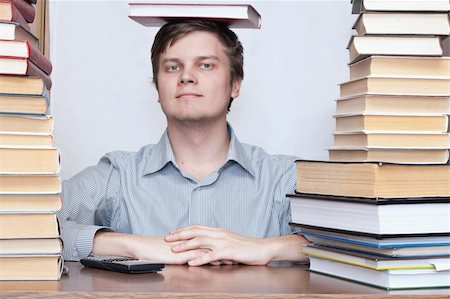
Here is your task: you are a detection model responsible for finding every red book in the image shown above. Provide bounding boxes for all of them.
[0,58,52,89]
[0,39,52,74]
[10,0,35,23]
[0,0,30,30]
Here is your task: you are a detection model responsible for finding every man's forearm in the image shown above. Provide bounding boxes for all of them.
[93,231,136,257]
[93,231,207,264]
[166,225,310,266]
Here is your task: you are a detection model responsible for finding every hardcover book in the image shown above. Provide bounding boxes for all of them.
[328,147,449,164]
[335,95,450,115]
[295,160,450,198]
[128,3,261,29]
[339,77,450,97]
[0,39,53,74]
[349,56,450,80]
[347,35,443,64]
[352,0,450,14]
[353,13,450,35]
[0,175,60,194]
[309,256,450,290]
[288,193,450,235]
[0,21,38,47]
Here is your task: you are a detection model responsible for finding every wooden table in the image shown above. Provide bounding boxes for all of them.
[0,261,448,298]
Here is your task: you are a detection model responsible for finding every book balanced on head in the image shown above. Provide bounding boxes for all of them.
[128,2,261,29]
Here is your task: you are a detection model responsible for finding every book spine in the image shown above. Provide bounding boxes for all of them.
[27,41,52,75]
[26,60,52,90]
[12,0,34,23]
[3,3,31,31]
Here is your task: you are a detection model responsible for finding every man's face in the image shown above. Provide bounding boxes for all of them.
[156,31,241,124]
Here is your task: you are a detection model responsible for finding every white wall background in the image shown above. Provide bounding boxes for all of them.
[49,0,355,180]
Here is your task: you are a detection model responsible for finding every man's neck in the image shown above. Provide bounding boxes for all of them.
[167,119,230,181]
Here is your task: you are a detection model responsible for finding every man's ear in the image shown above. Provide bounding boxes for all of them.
[231,79,242,99]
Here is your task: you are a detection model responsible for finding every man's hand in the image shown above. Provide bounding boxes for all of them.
[93,231,208,264]
[165,225,308,266]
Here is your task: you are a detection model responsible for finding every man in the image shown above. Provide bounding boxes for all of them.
[59,20,309,266]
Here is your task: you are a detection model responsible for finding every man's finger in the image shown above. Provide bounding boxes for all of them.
[165,227,216,242]
[188,251,223,266]
[171,237,213,252]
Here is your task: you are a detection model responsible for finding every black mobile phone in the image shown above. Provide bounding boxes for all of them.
[80,255,165,274]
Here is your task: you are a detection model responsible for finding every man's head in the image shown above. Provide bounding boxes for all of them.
[151,20,244,112]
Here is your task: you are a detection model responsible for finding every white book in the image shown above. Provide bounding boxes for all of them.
[129,3,261,29]
[310,256,450,290]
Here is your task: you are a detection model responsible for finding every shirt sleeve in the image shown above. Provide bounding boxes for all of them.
[275,158,303,235]
[57,155,119,261]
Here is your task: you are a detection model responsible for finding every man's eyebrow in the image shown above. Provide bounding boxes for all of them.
[161,56,220,64]
[161,58,181,64]
[196,55,219,61]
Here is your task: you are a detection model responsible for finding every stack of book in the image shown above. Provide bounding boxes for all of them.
[289,0,450,291]
[0,0,62,280]
[330,0,450,164]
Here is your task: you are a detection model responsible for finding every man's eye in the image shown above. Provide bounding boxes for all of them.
[167,65,179,72]
[200,63,212,69]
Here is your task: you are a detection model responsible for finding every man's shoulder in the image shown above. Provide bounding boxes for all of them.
[102,144,156,168]
[240,142,297,170]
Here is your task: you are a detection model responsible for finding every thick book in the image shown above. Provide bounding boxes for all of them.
[0,0,30,30]
[0,58,52,89]
[0,213,59,238]
[0,21,38,47]
[0,93,48,115]
[0,194,61,212]
[0,174,61,194]
[303,244,450,270]
[0,39,52,74]
[0,133,52,147]
[347,35,443,64]
[349,56,450,80]
[129,3,261,29]
[7,0,35,23]
[0,75,45,95]
[335,94,450,115]
[295,160,450,198]
[353,13,450,35]
[288,193,450,235]
[328,147,449,164]
[295,224,450,246]
[309,256,450,290]
[339,77,450,97]
[352,0,450,14]
[0,115,53,135]
[0,147,60,174]
[301,235,450,258]
[0,255,62,280]
[0,238,62,255]
[334,114,449,132]
[333,132,450,148]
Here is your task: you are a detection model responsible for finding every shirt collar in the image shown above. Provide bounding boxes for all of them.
[142,124,255,177]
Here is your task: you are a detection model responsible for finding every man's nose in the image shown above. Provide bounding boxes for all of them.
[178,67,197,85]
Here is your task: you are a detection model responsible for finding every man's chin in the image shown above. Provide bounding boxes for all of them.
[170,114,223,126]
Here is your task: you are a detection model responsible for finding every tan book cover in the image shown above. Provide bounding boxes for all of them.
[328,148,449,164]
[0,213,59,238]
[335,95,450,115]
[296,160,450,198]
[0,175,61,194]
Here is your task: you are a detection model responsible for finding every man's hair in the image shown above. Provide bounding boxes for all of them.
[151,20,244,111]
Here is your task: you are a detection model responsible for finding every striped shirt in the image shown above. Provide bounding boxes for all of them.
[58,125,298,261]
